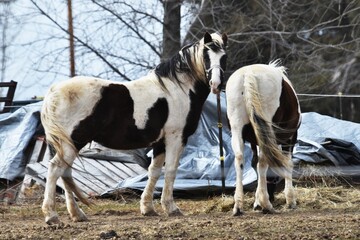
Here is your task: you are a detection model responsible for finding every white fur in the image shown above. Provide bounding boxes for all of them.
[208,49,226,94]
[202,33,226,94]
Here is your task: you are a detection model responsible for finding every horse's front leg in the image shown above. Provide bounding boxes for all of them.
[254,153,274,213]
[140,151,165,216]
[161,136,184,216]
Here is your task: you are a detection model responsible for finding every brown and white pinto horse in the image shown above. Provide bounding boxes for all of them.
[41,32,227,224]
[226,61,301,215]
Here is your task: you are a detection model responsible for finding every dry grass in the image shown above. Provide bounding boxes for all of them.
[3,166,360,215]
[294,162,357,187]
[2,162,360,220]
[1,179,359,240]
[196,184,360,215]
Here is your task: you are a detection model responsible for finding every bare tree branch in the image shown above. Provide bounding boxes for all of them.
[91,0,161,57]
[29,0,132,81]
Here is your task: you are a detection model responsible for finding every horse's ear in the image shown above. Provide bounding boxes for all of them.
[204,32,212,44]
[222,33,228,47]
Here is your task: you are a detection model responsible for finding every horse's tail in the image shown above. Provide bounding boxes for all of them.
[243,74,291,176]
[62,174,91,206]
[41,92,91,206]
[41,98,78,161]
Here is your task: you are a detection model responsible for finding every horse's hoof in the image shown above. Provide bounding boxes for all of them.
[168,209,183,217]
[253,204,262,211]
[262,208,277,214]
[287,203,297,210]
[142,210,159,216]
[71,214,88,222]
[232,208,243,216]
[45,215,61,225]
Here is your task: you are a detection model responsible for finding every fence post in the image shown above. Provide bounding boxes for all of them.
[0,80,17,113]
[338,92,343,120]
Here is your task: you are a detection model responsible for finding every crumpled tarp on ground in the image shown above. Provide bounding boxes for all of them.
[80,142,150,170]
[294,112,360,166]
[0,102,42,180]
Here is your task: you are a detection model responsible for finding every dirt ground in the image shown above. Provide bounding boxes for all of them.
[1,183,359,240]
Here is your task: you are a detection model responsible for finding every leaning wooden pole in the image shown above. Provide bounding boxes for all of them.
[67,0,75,77]
[216,92,226,194]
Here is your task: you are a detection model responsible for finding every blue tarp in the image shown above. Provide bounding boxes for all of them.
[294,112,360,165]
[0,102,42,180]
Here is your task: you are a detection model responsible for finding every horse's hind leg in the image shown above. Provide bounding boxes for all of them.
[283,152,296,209]
[282,137,297,209]
[282,142,296,209]
[231,128,246,216]
[62,168,88,222]
[42,145,77,224]
[141,149,165,216]
[42,155,67,225]
[251,145,278,203]
[254,152,274,213]
[266,168,279,202]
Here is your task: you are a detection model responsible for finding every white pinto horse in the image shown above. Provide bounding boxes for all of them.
[226,61,301,215]
[41,32,227,224]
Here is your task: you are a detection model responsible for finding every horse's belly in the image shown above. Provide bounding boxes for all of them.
[68,81,169,151]
[94,125,164,150]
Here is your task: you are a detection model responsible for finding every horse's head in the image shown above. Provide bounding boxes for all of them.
[201,32,228,94]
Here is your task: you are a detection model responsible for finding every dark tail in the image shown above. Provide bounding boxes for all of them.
[243,74,291,176]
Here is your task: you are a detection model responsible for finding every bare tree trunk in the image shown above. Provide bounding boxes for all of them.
[0,2,11,83]
[162,0,181,61]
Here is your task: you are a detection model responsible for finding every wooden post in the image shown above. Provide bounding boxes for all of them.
[67,0,75,77]
[0,80,17,113]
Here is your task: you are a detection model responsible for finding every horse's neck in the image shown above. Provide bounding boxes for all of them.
[186,75,210,104]
[178,71,208,92]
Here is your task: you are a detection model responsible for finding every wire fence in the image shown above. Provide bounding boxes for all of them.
[297,93,360,98]
[297,93,360,122]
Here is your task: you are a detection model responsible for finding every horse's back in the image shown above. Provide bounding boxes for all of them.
[226,63,286,121]
[44,76,109,106]
[41,75,172,151]
[227,63,285,93]
[226,63,300,145]
[42,76,109,127]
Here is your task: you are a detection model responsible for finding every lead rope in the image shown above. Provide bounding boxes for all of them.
[216,92,226,195]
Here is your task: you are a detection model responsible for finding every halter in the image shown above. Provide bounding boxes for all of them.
[206,65,225,86]
[203,41,226,80]
[206,64,225,75]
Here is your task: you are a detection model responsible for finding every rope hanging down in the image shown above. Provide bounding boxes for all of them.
[216,92,226,194]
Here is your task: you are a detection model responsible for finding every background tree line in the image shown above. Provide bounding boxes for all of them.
[1,0,359,121]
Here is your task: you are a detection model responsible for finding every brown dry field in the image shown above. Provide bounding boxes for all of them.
[1,181,360,240]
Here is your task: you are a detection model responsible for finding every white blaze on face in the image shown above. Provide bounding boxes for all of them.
[208,49,226,94]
